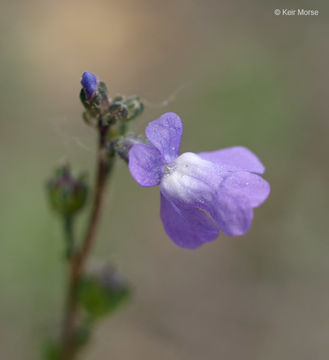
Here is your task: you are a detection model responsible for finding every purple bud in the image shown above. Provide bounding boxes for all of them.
[81,72,99,99]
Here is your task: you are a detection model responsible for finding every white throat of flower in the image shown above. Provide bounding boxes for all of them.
[161,152,219,205]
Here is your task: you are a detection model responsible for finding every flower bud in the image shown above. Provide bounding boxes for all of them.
[124,96,144,121]
[108,102,129,122]
[46,164,88,217]
[113,134,147,162]
[81,72,99,99]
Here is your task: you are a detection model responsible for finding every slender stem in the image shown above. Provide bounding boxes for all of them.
[61,126,113,359]
[63,216,74,259]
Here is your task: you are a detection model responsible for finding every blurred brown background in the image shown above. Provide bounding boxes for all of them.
[1,0,329,359]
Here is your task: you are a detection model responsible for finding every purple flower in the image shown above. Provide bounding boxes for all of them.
[128,113,270,249]
[81,72,99,99]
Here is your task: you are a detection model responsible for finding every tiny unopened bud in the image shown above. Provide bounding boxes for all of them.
[81,72,99,99]
[113,134,147,163]
[124,96,144,121]
[46,164,88,217]
[109,102,128,122]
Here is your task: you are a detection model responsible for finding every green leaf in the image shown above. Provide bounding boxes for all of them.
[79,271,132,321]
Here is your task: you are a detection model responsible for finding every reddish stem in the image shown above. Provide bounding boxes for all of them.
[61,126,112,359]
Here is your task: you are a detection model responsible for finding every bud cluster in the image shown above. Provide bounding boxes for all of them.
[80,72,144,135]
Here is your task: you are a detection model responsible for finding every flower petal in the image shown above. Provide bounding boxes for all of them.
[220,171,270,208]
[160,152,228,248]
[128,144,164,187]
[198,146,265,174]
[145,112,183,163]
[211,192,254,236]
[210,171,270,236]
[160,152,270,239]
[160,193,219,249]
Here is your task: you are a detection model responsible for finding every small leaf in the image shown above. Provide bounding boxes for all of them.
[79,267,132,321]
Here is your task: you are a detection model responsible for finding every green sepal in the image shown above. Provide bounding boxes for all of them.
[79,88,89,109]
[97,81,108,99]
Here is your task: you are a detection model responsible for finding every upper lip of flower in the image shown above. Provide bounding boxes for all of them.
[128,112,270,249]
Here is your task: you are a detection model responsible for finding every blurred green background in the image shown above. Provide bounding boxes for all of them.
[1,0,329,359]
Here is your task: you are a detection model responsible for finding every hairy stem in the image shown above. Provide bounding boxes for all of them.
[61,126,112,359]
